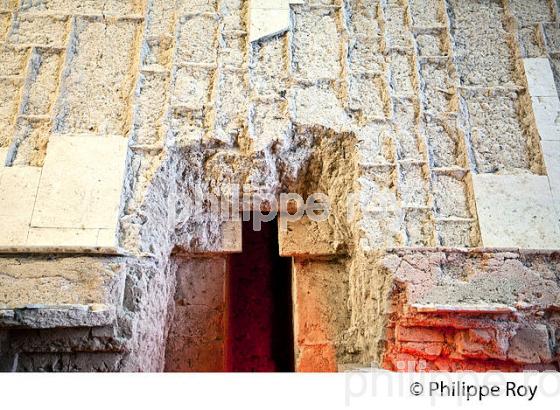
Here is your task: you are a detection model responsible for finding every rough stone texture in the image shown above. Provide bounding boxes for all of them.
[293,259,350,372]
[0,0,559,373]
[376,250,560,371]
[165,257,226,372]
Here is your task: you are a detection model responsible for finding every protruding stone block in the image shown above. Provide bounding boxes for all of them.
[455,328,508,360]
[531,96,560,141]
[249,0,305,42]
[32,135,128,231]
[0,147,8,166]
[542,140,560,219]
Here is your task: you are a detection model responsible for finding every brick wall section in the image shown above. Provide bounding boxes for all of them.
[378,250,560,371]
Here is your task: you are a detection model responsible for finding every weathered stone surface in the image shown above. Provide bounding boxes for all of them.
[0,0,559,374]
[0,305,116,329]
[54,17,141,135]
[508,325,552,364]
[293,259,350,371]
[29,135,128,250]
[455,328,508,360]
[165,257,226,372]
[396,326,445,343]
[377,249,560,371]
[0,257,125,309]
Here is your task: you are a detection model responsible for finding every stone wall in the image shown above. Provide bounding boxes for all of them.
[379,250,560,371]
[0,0,559,372]
[165,256,227,372]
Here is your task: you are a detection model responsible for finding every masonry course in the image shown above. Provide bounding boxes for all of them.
[0,0,559,372]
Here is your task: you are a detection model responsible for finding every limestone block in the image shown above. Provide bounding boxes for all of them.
[22,48,64,117]
[531,96,560,141]
[292,7,340,81]
[166,257,226,371]
[293,260,348,350]
[541,140,560,218]
[472,174,560,249]
[0,147,7,166]
[174,257,226,308]
[31,135,128,232]
[0,256,125,310]
[176,14,218,64]
[278,216,342,256]
[249,8,290,43]
[508,325,552,364]
[455,328,508,360]
[221,220,242,253]
[54,17,140,135]
[26,227,117,249]
[249,0,304,42]
[523,58,558,97]
[0,166,41,247]
[0,305,116,329]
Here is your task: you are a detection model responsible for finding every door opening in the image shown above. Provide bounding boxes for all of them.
[226,217,294,372]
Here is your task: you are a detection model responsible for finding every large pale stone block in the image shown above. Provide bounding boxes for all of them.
[96,229,118,249]
[0,147,8,166]
[249,8,290,43]
[31,135,129,232]
[249,0,304,42]
[472,174,560,249]
[26,227,112,249]
[531,96,560,141]
[523,58,558,97]
[542,140,560,218]
[278,216,341,256]
[0,167,42,247]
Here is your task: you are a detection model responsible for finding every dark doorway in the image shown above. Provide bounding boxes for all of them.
[226,217,294,372]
